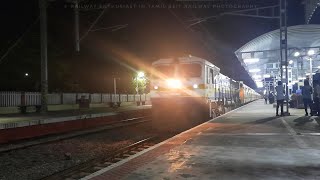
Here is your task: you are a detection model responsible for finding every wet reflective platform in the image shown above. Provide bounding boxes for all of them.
[85,100,320,180]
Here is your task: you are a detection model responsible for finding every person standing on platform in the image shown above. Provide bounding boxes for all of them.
[275,81,285,116]
[302,79,313,116]
[313,80,320,116]
[268,91,273,104]
[264,93,268,104]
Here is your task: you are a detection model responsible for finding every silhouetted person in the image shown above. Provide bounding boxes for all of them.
[268,91,274,104]
[264,93,268,104]
[302,79,313,116]
[314,80,320,116]
[275,81,285,116]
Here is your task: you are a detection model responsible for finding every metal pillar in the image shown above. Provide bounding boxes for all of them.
[39,0,48,113]
[280,0,289,115]
[74,0,80,52]
[309,58,313,87]
[113,78,117,96]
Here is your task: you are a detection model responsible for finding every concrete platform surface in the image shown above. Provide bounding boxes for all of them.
[85,100,320,180]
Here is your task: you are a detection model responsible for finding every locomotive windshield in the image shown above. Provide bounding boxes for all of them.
[178,64,201,78]
[153,64,201,79]
[154,65,175,78]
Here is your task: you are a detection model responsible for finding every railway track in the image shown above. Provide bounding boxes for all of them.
[42,137,158,180]
[0,116,151,153]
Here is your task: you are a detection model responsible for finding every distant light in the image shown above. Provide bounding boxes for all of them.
[25,73,29,77]
[193,84,198,89]
[263,74,270,78]
[154,85,158,90]
[282,65,287,68]
[298,77,305,80]
[243,58,259,64]
[256,81,263,88]
[289,60,293,64]
[189,54,192,58]
[308,49,315,56]
[253,75,261,79]
[137,71,145,79]
[318,66,320,69]
[306,73,316,75]
[294,51,300,57]
[249,68,260,73]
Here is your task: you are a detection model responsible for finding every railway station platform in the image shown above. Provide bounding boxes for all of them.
[85,99,320,180]
[0,104,151,126]
[0,105,151,144]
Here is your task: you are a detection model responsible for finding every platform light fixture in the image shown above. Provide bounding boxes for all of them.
[308,49,315,56]
[255,81,263,88]
[137,71,145,79]
[243,58,259,64]
[263,74,270,78]
[294,51,300,57]
[306,73,315,75]
[289,60,293,64]
[253,75,261,79]
[249,68,260,73]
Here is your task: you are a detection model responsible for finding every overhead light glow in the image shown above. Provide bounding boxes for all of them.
[249,69,261,73]
[253,75,261,79]
[154,86,158,90]
[308,49,315,56]
[137,71,145,79]
[25,73,29,77]
[289,60,293,64]
[243,58,259,64]
[306,73,316,75]
[255,81,263,88]
[263,74,270,78]
[294,51,300,57]
[166,79,182,89]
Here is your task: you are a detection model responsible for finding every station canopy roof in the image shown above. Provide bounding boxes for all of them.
[235,24,320,87]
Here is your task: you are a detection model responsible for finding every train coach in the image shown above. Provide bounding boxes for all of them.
[150,56,260,131]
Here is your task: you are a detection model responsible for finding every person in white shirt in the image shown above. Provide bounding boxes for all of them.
[275,81,285,116]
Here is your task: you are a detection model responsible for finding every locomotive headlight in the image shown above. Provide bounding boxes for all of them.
[154,85,159,90]
[193,84,198,89]
[166,79,182,89]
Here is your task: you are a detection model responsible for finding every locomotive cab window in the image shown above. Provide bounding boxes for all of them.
[178,64,201,78]
[153,65,175,79]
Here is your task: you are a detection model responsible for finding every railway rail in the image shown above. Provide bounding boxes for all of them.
[42,137,158,180]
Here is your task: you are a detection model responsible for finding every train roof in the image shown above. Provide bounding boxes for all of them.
[152,56,220,72]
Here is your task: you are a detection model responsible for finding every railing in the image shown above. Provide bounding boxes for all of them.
[0,92,150,107]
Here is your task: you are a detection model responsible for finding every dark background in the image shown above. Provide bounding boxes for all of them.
[0,0,315,93]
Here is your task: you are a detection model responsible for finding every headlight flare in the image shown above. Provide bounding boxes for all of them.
[166,79,182,89]
[193,84,198,89]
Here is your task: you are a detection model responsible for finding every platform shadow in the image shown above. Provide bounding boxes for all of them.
[293,116,314,126]
[247,116,279,124]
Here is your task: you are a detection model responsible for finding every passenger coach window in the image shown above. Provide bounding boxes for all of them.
[210,69,214,84]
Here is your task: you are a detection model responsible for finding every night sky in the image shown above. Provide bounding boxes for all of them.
[0,0,317,92]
